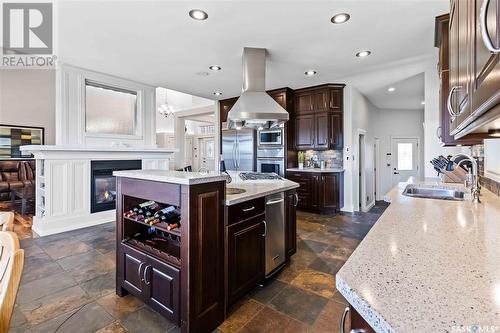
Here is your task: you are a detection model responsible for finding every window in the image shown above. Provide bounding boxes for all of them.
[85,80,138,135]
[397,143,413,170]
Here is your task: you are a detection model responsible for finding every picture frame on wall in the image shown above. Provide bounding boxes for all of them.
[0,124,44,159]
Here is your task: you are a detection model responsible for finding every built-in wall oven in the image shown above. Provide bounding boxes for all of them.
[258,128,283,147]
[257,148,284,176]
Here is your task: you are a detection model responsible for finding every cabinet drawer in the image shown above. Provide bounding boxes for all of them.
[228,197,265,224]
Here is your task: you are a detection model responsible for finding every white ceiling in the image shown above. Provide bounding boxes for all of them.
[365,73,425,110]
[56,1,447,100]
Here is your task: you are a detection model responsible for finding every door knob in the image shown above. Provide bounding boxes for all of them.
[394,172,400,175]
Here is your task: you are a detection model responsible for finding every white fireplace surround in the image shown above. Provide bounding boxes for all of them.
[21,145,177,236]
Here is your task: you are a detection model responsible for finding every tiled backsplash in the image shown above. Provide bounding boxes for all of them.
[301,150,343,168]
[472,144,500,197]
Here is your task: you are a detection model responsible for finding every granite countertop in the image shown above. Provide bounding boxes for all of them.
[113,170,227,185]
[225,172,299,206]
[336,178,500,332]
[286,167,344,173]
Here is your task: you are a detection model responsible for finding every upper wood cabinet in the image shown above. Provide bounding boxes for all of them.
[444,0,500,139]
[292,85,345,150]
[435,13,484,146]
[219,97,238,124]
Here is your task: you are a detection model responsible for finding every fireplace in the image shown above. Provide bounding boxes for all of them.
[90,160,141,213]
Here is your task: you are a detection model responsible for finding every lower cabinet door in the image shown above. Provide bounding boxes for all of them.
[145,256,180,325]
[120,243,147,298]
[320,174,339,210]
[227,215,265,306]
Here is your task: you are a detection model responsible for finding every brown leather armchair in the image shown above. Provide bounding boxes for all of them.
[0,161,35,201]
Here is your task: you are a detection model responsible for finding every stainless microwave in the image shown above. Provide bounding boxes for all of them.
[258,129,283,146]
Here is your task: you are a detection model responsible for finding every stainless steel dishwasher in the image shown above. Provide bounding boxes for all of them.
[264,192,285,276]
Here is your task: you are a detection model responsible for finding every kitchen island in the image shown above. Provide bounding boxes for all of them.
[113,170,298,333]
[336,178,500,332]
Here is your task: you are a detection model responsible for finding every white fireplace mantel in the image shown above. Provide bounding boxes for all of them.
[20,145,178,236]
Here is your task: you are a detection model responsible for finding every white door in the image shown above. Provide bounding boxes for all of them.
[199,137,215,171]
[391,138,419,186]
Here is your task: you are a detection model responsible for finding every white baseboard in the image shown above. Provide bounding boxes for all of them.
[341,205,354,213]
[364,200,375,212]
[33,210,115,236]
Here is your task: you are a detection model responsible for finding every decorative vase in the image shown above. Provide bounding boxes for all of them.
[298,162,304,170]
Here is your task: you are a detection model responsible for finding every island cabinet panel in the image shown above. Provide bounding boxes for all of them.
[116,177,225,333]
[181,183,225,333]
[227,214,265,306]
[285,190,298,259]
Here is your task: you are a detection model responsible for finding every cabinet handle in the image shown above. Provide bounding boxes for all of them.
[138,262,145,282]
[266,198,284,205]
[294,193,298,207]
[340,306,349,333]
[262,221,267,237]
[447,86,460,118]
[480,0,500,53]
[143,265,151,285]
[242,206,255,212]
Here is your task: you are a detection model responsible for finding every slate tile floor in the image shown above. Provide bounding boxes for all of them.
[8,202,389,333]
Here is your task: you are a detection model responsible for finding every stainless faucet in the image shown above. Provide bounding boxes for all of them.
[449,153,480,203]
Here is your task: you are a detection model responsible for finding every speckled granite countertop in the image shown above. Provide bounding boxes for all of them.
[336,178,500,333]
[113,170,227,185]
[225,172,299,206]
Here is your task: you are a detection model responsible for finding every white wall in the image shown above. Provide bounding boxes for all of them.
[0,69,56,144]
[344,86,377,212]
[374,108,425,197]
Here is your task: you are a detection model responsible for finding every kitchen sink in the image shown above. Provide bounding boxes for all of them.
[402,184,466,201]
[226,187,246,195]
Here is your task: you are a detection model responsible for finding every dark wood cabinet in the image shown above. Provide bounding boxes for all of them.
[470,0,500,125]
[294,92,315,114]
[146,255,180,323]
[291,84,344,151]
[227,215,265,306]
[435,13,485,146]
[314,112,330,149]
[436,0,500,142]
[219,98,238,124]
[120,243,148,299]
[285,190,297,259]
[294,114,315,149]
[286,171,344,213]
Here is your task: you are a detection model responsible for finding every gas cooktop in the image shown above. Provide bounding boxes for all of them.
[239,172,282,181]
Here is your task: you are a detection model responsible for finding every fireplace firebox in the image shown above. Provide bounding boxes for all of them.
[90,160,142,213]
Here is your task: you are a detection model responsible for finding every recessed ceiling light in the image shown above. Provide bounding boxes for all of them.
[213,91,223,96]
[356,50,371,57]
[331,13,350,24]
[387,87,396,92]
[209,65,221,71]
[421,101,425,105]
[189,9,208,21]
[305,70,317,76]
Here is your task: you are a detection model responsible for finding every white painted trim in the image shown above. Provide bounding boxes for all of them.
[56,64,156,147]
[374,137,382,201]
[33,210,115,236]
[354,128,367,212]
[366,200,375,211]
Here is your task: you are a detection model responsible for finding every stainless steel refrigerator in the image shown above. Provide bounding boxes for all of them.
[222,128,255,172]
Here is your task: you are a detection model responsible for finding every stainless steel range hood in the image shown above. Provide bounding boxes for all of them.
[227,47,289,130]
